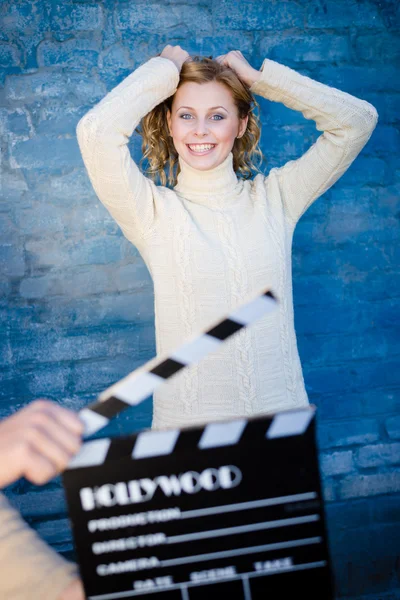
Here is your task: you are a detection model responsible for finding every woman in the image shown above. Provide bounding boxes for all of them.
[77,45,377,430]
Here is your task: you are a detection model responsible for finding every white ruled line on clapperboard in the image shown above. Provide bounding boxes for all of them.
[63,286,334,600]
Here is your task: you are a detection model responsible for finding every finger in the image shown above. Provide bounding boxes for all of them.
[36,411,82,456]
[22,447,59,485]
[26,421,77,473]
[45,419,82,456]
[32,400,84,436]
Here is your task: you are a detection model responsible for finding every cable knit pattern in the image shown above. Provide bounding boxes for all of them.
[0,493,77,600]
[76,55,378,430]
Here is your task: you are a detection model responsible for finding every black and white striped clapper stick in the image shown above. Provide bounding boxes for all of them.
[79,288,277,437]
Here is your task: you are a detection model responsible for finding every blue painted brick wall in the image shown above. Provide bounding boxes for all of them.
[0,1,399,598]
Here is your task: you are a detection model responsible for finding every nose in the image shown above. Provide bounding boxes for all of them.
[194,119,208,137]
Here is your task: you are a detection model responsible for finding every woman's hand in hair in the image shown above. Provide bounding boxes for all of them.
[160,45,191,72]
[215,50,261,88]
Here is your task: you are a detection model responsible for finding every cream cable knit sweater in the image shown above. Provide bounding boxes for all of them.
[77,56,377,430]
[0,492,77,600]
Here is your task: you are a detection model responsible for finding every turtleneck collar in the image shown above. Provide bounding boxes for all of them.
[174,152,242,208]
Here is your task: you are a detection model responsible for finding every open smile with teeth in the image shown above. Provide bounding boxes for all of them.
[187,143,216,154]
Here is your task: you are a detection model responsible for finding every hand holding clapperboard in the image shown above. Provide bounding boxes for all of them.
[62,288,335,600]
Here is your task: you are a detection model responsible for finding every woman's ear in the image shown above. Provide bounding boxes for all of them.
[237,115,249,139]
[166,108,172,137]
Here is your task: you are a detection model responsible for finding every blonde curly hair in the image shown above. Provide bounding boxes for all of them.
[136,56,264,187]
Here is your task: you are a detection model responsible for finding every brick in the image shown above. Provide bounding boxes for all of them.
[5,71,107,104]
[292,248,335,275]
[374,184,400,218]
[295,303,371,336]
[24,236,125,270]
[0,170,29,200]
[37,38,100,68]
[99,44,132,70]
[193,33,255,60]
[0,213,20,244]
[7,489,67,518]
[11,136,82,170]
[371,494,400,525]
[331,543,398,598]
[346,271,400,302]
[0,42,21,67]
[317,418,380,449]
[66,204,117,236]
[320,450,354,476]
[19,275,58,300]
[0,1,48,32]
[257,34,350,65]
[0,244,25,277]
[0,374,16,410]
[335,156,386,188]
[115,261,152,292]
[261,100,309,127]
[262,126,309,162]
[386,416,400,440]
[0,279,11,298]
[313,393,364,421]
[34,517,72,546]
[15,204,67,235]
[6,109,31,136]
[30,292,155,329]
[318,65,400,94]
[338,471,400,499]
[12,327,143,365]
[305,0,384,29]
[361,390,400,417]
[5,72,67,102]
[72,355,143,394]
[355,33,400,63]
[355,443,400,468]
[294,274,348,307]
[365,93,400,125]
[324,216,395,247]
[15,365,71,398]
[50,4,104,31]
[213,0,304,30]
[23,167,95,202]
[369,125,400,155]
[325,498,371,532]
[308,361,400,396]
[292,210,328,249]
[301,330,390,366]
[322,477,336,502]
[116,3,212,33]
[0,335,12,364]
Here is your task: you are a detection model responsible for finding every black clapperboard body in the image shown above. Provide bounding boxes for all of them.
[62,289,334,599]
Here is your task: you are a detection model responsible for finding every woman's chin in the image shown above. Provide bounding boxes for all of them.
[183,150,225,171]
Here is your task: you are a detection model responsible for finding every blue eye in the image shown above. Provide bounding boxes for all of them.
[180,114,192,120]
[211,114,224,120]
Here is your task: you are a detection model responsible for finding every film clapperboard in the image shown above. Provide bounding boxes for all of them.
[62,288,334,600]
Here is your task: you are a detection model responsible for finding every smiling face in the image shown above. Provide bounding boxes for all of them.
[166,80,248,171]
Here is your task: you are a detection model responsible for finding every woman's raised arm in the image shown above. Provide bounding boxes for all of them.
[76,55,180,243]
[250,58,378,226]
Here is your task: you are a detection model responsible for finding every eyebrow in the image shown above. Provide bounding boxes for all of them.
[176,105,228,112]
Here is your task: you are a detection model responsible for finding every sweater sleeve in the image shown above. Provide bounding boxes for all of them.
[0,492,78,600]
[250,59,378,226]
[76,56,180,242]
